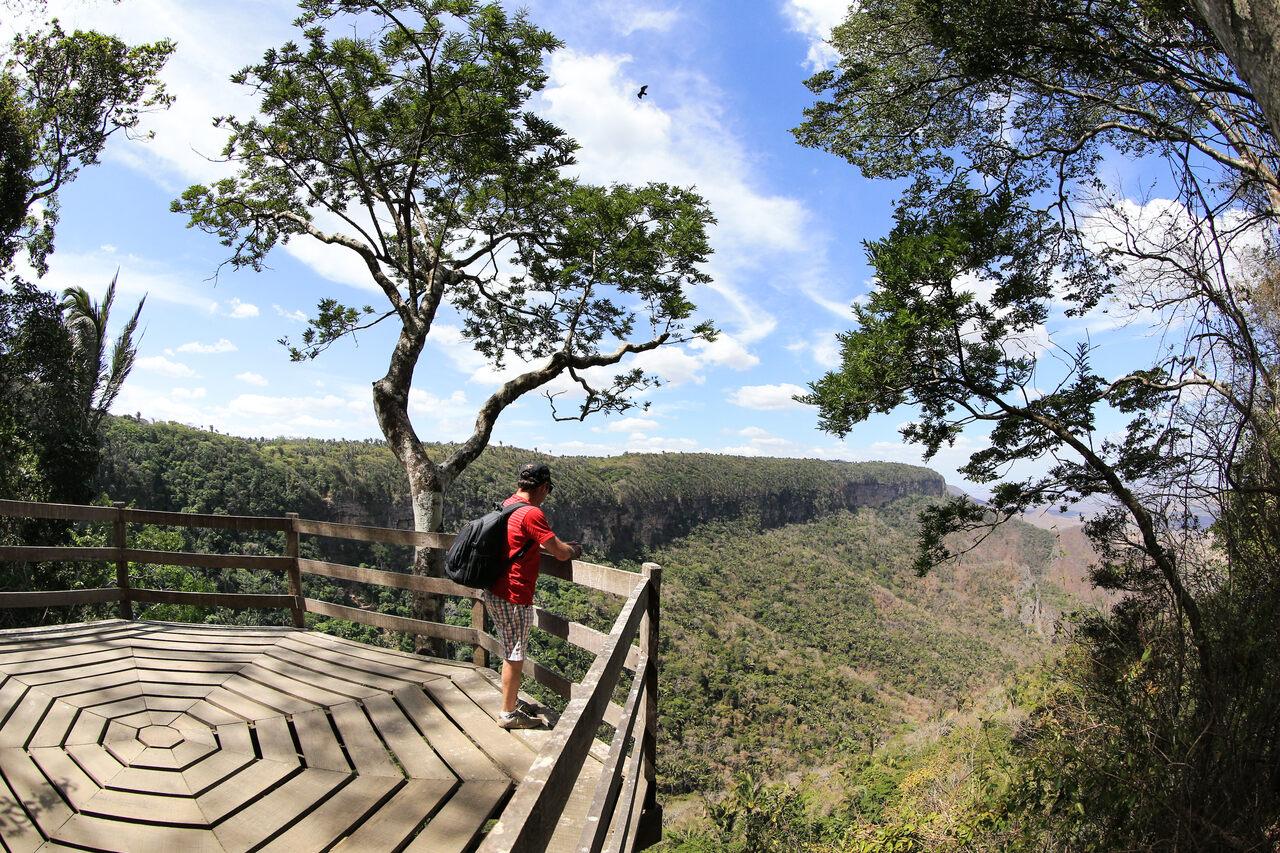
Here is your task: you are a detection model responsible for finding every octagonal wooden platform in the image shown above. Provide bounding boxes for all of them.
[0,620,601,852]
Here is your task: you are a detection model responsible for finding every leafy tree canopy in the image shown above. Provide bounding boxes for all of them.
[174,0,717,533]
[0,19,172,274]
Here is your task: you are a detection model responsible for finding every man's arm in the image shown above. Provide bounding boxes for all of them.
[542,535,583,562]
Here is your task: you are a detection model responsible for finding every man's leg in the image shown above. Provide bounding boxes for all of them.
[501,657,524,713]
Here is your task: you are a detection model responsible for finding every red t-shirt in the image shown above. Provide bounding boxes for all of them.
[488,495,555,605]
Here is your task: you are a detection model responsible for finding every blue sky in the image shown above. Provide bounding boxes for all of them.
[8,0,1181,490]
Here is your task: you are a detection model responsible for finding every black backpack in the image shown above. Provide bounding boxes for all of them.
[444,501,536,588]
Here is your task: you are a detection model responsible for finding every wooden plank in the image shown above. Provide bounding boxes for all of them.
[361,693,453,780]
[0,688,53,748]
[257,775,399,853]
[35,668,138,700]
[394,686,507,782]
[254,715,298,765]
[215,722,255,757]
[404,780,510,853]
[531,607,641,672]
[53,814,226,853]
[303,599,479,645]
[478,580,649,853]
[107,764,193,796]
[0,748,74,837]
[276,635,450,685]
[64,709,109,745]
[292,709,349,773]
[185,696,244,722]
[180,750,255,796]
[29,747,100,808]
[299,558,478,599]
[209,676,315,716]
[285,512,304,629]
[103,739,144,766]
[0,499,117,523]
[0,758,43,853]
[293,518,452,549]
[56,682,143,710]
[328,701,401,778]
[0,587,122,607]
[131,588,296,610]
[1,646,131,676]
[123,507,291,532]
[171,740,217,768]
[125,550,293,572]
[249,653,380,700]
[292,630,475,675]
[143,696,199,714]
[18,656,134,688]
[539,556,641,598]
[27,700,77,748]
[171,714,218,746]
[424,680,537,780]
[212,767,348,851]
[235,663,362,707]
[63,743,125,787]
[81,787,207,825]
[332,779,453,851]
[578,654,648,853]
[195,758,297,823]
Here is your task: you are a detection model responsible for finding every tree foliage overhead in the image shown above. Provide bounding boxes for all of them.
[174,0,716,523]
[796,0,1280,844]
[0,19,173,274]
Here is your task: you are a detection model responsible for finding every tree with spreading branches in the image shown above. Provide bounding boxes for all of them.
[796,0,1280,843]
[174,0,716,639]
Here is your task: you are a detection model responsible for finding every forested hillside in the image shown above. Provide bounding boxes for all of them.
[96,416,945,557]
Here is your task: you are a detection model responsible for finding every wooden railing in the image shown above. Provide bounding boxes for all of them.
[0,498,662,851]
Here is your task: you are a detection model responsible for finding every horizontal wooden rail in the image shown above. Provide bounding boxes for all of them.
[123,508,291,532]
[540,557,639,598]
[303,598,479,645]
[298,558,478,598]
[293,518,452,549]
[0,499,117,523]
[480,578,650,852]
[125,549,294,572]
[130,588,299,610]
[0,546,119,562]
[0,588,123,607]
[532,606,640,672]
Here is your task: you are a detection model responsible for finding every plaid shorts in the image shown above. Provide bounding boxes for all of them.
[482,591,533,662]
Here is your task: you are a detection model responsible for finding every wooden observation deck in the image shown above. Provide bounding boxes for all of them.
[0,500,661,852]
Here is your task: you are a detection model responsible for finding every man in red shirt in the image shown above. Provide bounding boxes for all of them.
[483,462,582,730]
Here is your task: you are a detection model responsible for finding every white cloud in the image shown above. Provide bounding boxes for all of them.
[603,417,660,433]
[226,298,259,319]
[273,305,309,323]
[615,5,681,34]
[171,387,206,400]
[727,383,810,410]
[689,333,759,370]
[235,371,269,387]
[177,338,237,354]
[781,0,849,69]
[135,355,196,378]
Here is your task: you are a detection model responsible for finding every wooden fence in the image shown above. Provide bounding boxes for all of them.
[0,498,662,852]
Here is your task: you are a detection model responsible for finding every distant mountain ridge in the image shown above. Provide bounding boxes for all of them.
[97,416,946,558]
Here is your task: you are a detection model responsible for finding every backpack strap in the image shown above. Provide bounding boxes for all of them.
[499,501,537,562]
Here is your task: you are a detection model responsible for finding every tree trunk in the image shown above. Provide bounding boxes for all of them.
[372,323,448,656]
[1193,0,1280,143]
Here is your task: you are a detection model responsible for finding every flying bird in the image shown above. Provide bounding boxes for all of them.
[637,85,648,99]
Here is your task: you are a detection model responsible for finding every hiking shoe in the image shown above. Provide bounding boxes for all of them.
[498,708,542,730]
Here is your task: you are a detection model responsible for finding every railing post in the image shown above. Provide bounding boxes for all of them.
[472,596,488,667]
[285,512,304,628]
[636,562,662,848]
[112,502,133,621]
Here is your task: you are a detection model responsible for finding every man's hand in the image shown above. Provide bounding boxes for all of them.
[544,536,582,562]
[568,541,584,560]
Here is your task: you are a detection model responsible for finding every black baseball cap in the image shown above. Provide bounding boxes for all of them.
[518,463,553,487]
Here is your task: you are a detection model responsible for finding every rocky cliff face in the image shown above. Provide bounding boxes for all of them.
[324,470,946,559]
